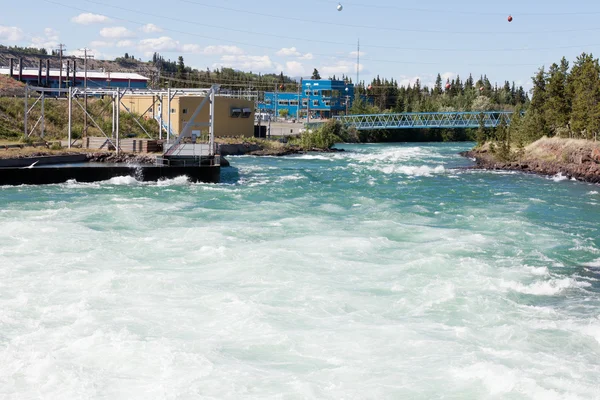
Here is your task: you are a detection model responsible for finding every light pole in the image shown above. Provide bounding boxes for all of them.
[345,86,349,115]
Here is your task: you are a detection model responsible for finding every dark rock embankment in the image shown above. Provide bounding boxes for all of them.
[248,147,345,156]
[462,138,600,184]
[85,152,156,164]
[218,143,345,157]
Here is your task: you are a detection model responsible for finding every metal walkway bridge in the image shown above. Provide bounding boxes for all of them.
[333,111,514,130]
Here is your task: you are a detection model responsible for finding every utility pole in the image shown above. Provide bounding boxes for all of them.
[56,44,66,90]
[80,48,94,137]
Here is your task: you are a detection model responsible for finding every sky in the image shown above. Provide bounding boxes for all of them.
[2,0,600,90]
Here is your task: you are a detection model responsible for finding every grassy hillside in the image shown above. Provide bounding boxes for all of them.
[0,95,161,142]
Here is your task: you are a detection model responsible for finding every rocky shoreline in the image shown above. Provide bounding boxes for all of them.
[85,152,157,164]
[0,143,345,167]
[217,143,344,157]
[462,138,600,184]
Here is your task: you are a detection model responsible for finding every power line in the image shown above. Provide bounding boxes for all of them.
[315,0,600,16]
[81,0,556,51]
[175,0,600,35]
[42,0,593,68]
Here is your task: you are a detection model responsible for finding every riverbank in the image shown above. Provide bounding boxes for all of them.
[462,137,600,184]
[0,148,158,164]
[0,140,343,168]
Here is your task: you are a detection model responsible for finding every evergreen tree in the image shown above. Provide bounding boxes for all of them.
[454,75,463,95]
[518,67,549,142]
[465,74,474,91]
[176,56,186,83]
[434,73,443,95]
[311,68,321,80]
[567,53,600,139]
[544,62,570,136]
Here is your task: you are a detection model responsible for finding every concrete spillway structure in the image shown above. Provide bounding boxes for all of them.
[0,154,221,187]
[0,164,220,186]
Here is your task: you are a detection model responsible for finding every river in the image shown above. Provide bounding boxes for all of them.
[1,142,599,399]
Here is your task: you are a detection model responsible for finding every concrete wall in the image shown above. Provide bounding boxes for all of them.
[120,95,254,138]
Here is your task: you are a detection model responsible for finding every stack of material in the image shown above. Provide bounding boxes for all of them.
[83,137,160,153]
[83,137,115,150]
[118,139,160,153]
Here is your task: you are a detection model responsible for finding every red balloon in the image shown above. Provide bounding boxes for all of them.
[445,83,451,89]
[479,87,484,91]
[508,15,513,22]
[367,85,372,90]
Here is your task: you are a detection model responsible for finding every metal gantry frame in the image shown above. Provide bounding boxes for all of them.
[23,85,48,138]
[163,85,220,157]
[334,111,516,130]
[22,85,221,156]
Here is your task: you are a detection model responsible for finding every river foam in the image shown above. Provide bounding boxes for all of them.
[1,142,599,399]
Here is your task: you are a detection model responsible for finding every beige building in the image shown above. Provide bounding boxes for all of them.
[121,95,255,138]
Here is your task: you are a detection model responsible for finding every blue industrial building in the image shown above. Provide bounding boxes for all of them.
[259,79,354,119]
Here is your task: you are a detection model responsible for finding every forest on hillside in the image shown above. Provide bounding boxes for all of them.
[479,52,600,160]
[352,74,528,114]
[152,53,297,91]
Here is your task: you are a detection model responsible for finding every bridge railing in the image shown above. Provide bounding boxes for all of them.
[333,111,515,130]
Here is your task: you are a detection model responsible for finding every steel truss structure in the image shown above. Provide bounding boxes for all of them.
[22,85,220,156]
[334,111,515,130]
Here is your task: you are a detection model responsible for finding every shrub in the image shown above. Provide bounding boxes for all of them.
[297,120,343,149]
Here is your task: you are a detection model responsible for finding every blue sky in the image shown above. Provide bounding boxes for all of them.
[2,0,600,90]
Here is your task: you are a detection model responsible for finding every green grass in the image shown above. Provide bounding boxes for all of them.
[0,96,160,141]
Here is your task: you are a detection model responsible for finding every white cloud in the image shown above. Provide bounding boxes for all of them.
[116,40,135,48]
[182,44,202,53]
[136,36,202,56]
[90,40,113,48]
[284,61,305,76]
[203,45,244,55]
[140,23,163,33]
[276,47,301,57]
[68,48,108,60]
[71,13,111,25]
[100,26,135,39]
[0,26,23,41]
[215,54,274,71]
[138,36,179,55]
[397,76,424,88]
[441,72,456,82]
[349,50,367,57]
[30,28,60,51]
[321,60,363,75]
[299,53,313,60]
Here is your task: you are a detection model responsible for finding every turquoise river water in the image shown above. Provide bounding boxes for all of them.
[1,142,599,399]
